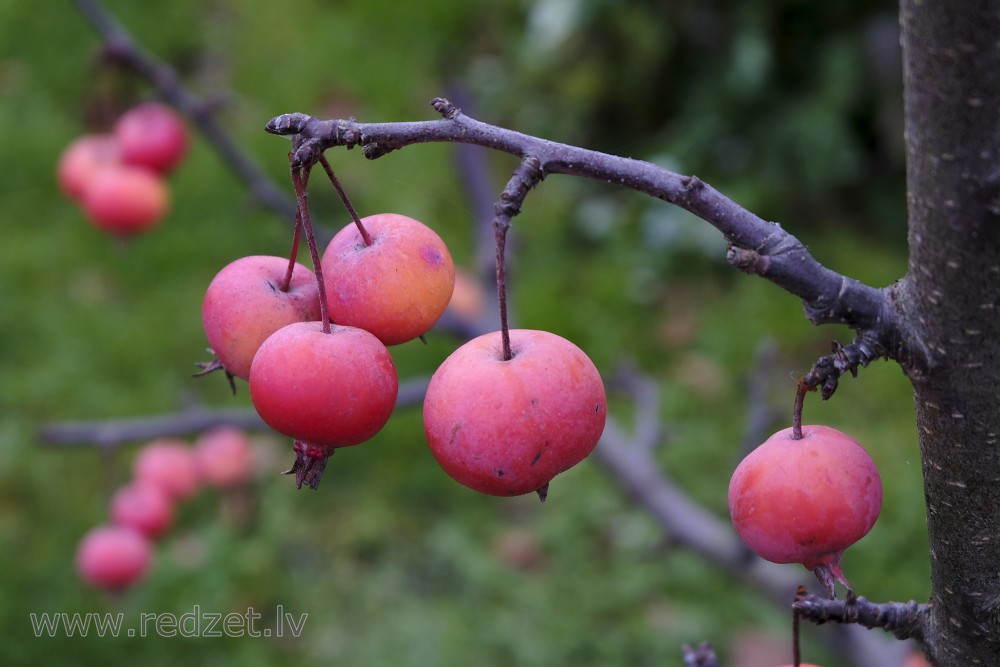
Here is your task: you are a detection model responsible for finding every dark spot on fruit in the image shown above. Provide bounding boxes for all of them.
[266,280,278,293]
[496,469,504,477]
[531,448,544,465]
[420,245,444,266]
[449,423,462,446]
[595,403,600,412]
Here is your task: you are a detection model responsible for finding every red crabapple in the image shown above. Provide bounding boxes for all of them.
[75,525,153,590]
[249,321,399,488]
[321,213,455,345]
[728,425,882,596]
[56,133,121,202]
[201,255,322,381]
[114,102,189,174]
[132,438,201,501]
[423,329,607,500]
[81,165,170,236]
[194,426,255,488]
[110,481,174,538]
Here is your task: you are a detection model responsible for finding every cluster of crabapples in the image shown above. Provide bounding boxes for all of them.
[201,212,608,496]
[728,424,883,596]
[75,428,254,590]
[57,102,189,236]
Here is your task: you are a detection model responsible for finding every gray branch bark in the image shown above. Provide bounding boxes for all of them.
[894,2,1000,664]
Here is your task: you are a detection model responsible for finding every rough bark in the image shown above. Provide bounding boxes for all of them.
[896,1,1000,664]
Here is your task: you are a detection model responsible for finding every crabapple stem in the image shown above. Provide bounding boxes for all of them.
[491,156,544,362]
[318,155,372,246]
[791,378,809,440]
[495,218,512,361]
[289,161,332,334]
[281,153,305,292]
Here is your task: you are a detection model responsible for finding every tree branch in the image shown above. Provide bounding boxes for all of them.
[38,378,430,447]
[266,98,893,339]
[794,590,929,644]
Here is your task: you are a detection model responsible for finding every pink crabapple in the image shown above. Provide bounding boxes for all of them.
[75,525,153,590]
[109,481,174,538]
[248,321,399,489]
[728,424,883,596]
[201,255,322,381]
[193,425,255,488]
[423,329,607,500]
[132,438,201,501]
[321,213,455,345]
[56,133,121,202]
[80,164,170,236]
[113,102,189,174]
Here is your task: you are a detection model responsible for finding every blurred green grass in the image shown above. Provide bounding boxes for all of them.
[0,1,921,666]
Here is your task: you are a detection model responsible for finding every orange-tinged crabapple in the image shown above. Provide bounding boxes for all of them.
[321,213,455,345]
[423,329,607,499]
[446,268,487,321]
[201,255,322,381]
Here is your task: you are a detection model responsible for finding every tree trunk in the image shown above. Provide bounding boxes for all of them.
[897,1,1000,664]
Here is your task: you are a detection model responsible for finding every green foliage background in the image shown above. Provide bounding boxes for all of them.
[0,1,924,666]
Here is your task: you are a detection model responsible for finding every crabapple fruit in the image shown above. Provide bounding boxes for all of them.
[321,213,455,345]
[423,329,607,499]
[201,255,322,381]
[110,481,174,538]
[56,133,121,202]
[728,425,882,594]
[114,102,189,174]
[132,438,201,501]
[194,426,255,488]
[446,268,487,321]
[81,165,170,236]
[249,321,399,488]
[75,525,153,590]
